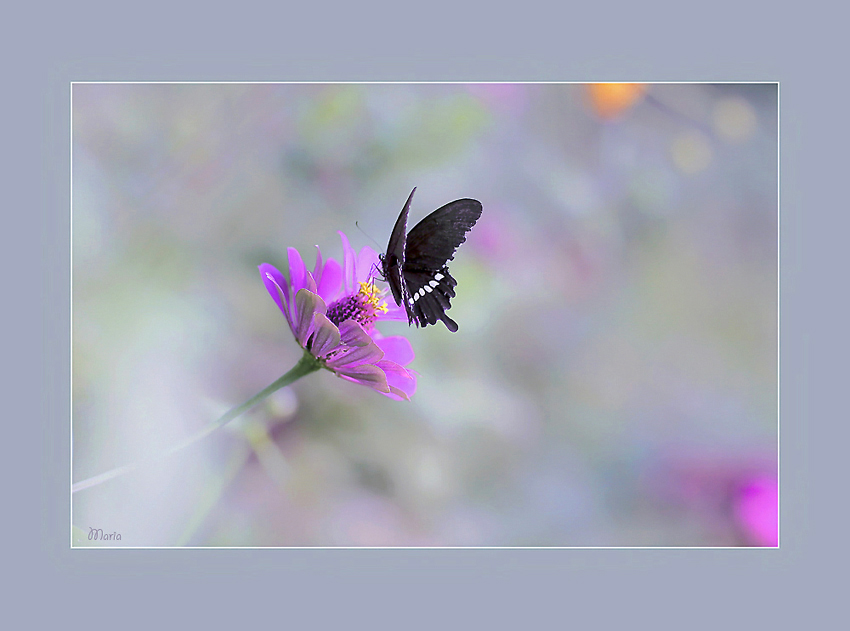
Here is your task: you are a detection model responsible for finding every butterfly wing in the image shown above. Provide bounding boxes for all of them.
[383,188,416,308]
[402,198,482,332]
[401,265,460,331]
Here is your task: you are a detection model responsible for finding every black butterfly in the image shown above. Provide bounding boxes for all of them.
[379,188,482,332]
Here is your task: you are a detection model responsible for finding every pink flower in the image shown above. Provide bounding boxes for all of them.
[734,475,778,547]
[259,232,416,400]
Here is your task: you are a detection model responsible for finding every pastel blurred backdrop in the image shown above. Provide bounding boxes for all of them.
[72,83,777,547]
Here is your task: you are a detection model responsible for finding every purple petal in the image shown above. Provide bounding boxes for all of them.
[287,247,307,294]
[383,387,409,401]
[326,340,384,370]
[312,245,323,286]
[377,360,417,399]
[259,263,293,329]
[304,270,318,294]
[337,319,373,347]
[309,312,341,358]
[336,364,390,393]
[316,258,342,303]
[338,231,357,294]
[356,246,380,283]
[293,289,326,348]
[375,336,414,366]
[380,301,409,321]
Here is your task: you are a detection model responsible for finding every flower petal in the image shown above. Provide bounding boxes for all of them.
[377,360,417,399]
[356,246,380,283]
[337,319,373,347]
[309,312,341,358]
[336,363,390,393]
[287,247,307,294]
[312,245,323,287]
[375,335,415,366]
[326,339,384,370]
[338,231,357,294]
[380,301,409,322]
[383,385,411,401]
[316,257,342,303]
[304,270,318,294]
[259,263,293,329]
[294,289,326,348]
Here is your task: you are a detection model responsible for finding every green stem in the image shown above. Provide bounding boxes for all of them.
[72,351,322,494]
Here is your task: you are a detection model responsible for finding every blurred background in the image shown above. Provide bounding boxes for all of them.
[72,83,777,547]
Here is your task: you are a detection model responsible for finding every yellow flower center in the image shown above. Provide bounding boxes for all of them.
[358,281,389,314]
[326,281,389,327]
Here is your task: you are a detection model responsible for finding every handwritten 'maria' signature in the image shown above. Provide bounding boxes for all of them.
[88,528,122,541]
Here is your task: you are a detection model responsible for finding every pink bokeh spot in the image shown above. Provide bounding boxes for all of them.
[466,83,529,116]
[734,475,778,547]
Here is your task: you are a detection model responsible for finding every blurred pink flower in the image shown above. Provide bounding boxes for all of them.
[734,475,778,547]
[466,83,529,116]
[259,232,416,400]
[645,452,777,546]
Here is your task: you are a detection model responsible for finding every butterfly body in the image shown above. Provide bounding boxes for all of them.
[379,188,482,332]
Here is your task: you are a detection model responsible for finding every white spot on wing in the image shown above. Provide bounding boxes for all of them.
[434,273,443,281]
[429,279,439,288]
[424,285,433,293]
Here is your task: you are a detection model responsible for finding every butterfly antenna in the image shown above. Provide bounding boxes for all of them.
[355,221,383,251]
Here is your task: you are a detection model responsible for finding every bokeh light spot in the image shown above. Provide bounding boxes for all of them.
[713,97,757,143]
[587,83,646,120]
[671,131,713,174]
[734,475,778,546]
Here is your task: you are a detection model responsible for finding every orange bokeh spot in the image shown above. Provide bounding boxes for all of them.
[587,83,646,120]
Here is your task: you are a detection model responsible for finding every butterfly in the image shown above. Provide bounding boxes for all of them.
[379,188,482,332]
